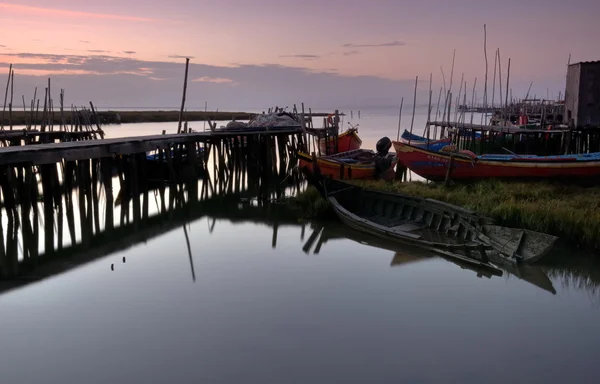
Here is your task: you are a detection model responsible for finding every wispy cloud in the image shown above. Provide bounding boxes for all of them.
[123,51,136,55]
[87,49,110,53]
[342,41,406,48]
[343,51,360,56]
[192,76,234,84]
[0,44,6,48]
[0,51,418,110]
[79,40,91,44]
[168,55,194,59]
[0,3,158,22]
[279,54,320,60]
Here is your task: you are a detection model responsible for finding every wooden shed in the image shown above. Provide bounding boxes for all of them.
[564,61,600,128]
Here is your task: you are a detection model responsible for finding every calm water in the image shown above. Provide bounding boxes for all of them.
[1,109,600,383]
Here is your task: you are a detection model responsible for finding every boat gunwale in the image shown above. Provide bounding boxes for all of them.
[393,141,600,168]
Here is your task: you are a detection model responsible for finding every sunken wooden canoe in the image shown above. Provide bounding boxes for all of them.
[323,179,557,264]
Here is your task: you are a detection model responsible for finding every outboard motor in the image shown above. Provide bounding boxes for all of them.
[376,136,392,156]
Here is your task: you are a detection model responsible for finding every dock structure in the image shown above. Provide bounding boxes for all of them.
[425,119,600,156]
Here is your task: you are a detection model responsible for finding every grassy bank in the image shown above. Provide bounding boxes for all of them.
[284,186,335,220]
[351,180,600,250]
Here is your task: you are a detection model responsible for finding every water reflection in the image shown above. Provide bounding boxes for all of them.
[1,156,600,302]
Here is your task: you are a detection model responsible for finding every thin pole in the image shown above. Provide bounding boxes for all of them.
[491,49,498,109]
[395,97,404,141]
[483,24,489,110]
[434,86,442,140]
[426,73,433,142]
[203,101,207,131]
[470,77,477,125]
[1,63,12,131]
[408,76,418,144]
[177,58,190,134]
[9,69,14,130]
[505,58,511,123]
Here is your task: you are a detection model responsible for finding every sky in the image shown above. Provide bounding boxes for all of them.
[0,0,599,110]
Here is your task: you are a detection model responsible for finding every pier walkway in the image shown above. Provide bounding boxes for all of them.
[0,127,304,166]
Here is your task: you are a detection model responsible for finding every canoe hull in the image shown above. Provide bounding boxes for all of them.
[323,178,558,264]
[393,141,600,182]
[318,129,362,154]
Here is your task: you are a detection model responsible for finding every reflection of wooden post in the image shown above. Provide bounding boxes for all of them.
[41,164,55,254]
[272,224,278,249]
[101,157,114,231]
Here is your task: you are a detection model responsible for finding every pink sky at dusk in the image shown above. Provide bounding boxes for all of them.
[0,0,599,109]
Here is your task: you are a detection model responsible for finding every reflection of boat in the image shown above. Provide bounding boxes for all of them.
[313,223,557,294]
[311,222,502,276]
[298,149,397,180]
[393,140,600,182]
[318,127,362,154]
[323,179,557,265]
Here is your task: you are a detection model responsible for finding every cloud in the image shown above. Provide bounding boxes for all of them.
[343,51,360,56]
[0,45,6,48]
[123,51,136,55]
[342,41,406,48]
[279,54,320,60]
[168,55,195,59]
[192,76,235,84]
[0,3,158,22]
[87,49,110,53]
[79,40,91,44]
[0,51,421,110]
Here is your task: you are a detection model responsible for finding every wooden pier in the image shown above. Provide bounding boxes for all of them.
[426,120,600,156]
[0,122,309,293]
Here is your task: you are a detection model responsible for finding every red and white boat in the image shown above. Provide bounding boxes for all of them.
[318,127,362,155]
[393,141,600,182]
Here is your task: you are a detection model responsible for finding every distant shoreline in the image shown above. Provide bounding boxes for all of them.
[0,110,334,126]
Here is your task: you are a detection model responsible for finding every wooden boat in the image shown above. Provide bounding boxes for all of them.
[400,129,481,152]
[299,149,397,180]
[393,141,600,182]
[318,127,362,154]
[322,179,557,265]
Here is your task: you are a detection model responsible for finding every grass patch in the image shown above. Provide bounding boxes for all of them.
[350,179,600,250]
[283,186,335,220]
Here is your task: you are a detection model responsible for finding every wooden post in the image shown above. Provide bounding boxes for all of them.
[395,97,404,141]
[8,70,14,130]
[1,64,12,131]
[444,154,455,186]
[426,73,433,143]
[483,24,489,111]
[408,76,418,144]
[177,58,190,134]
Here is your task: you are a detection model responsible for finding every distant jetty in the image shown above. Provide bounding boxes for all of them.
[1,110,336,126]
